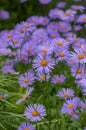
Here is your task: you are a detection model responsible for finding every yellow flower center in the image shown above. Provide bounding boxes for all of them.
[78,54,84,59]
[24,78,29,83]
[42,49,47,53]
[41,60,48,67]
[8,33,13,38]
[65,37,69,41]
[22,93,28,99]
[57,41,63,46]
[56,77,61,82]
[77,68,82,74]
[63,93,68,98]
[52,35,56,39]
[32,110,38,116]
[68,103,74,109]
[59,52,64,57]
[25,24,30,29]
[24,128,29,130]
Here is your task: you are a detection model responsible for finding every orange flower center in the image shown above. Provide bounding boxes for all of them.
[20,29,24,33]
[24,78,29,83]
[74,38,78,42]
[25,24,30,29]
[56,77,61,82]
[78,43,82,48]
[8,51,13,55]
[24,128,29,130]
[83,17,86,21]
[68,103,74,109]
[13,39,18,44]
[52,27,56,31]
[78,54,84,59]
[40,76,45,81]
[77,68,82,74]
[83,50,86,54]
[8,33,13,38]
[52,35,56,39]
[42,49,47,53]
[0,95,3,99]
[65,37,69,41]
[57,41,63,46]
[32,110,38,116]
[41,60,48,67]
[66,12,70,16]
[63,93,68,98]
[40,35,44,39]
[59,52,64,57]
[22,93,28,99]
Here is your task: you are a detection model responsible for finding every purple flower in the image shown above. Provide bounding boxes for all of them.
[49,8,64,19]
[84,127,86,130]
[2,64,15,75]
[0,10,10,20]
[33,55,55,74]
[18,70,35,88]
[80,100,86,111]
[38,0,51,4]
[61,97,80,114]
[39,16,50,26]
[16,87,34,104]
[47,22,58,34]
[36,72,50,82]
[0,94,8,99]
[71,5,85,12]
[73,25,82,31]
[27,16,39,25]
[56,2,66,9]
[18,122,35,130]
[51,75,66,84]
[24,104,46,122]
[77,14,86,23]
[57,88,74,99]
[69,48,86,64]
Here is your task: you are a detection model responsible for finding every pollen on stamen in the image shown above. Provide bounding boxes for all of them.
[68,103,74,109]
[78,54,84,59]
[32,110,38,116]
[41,60,48,66]
[24,78,29,83]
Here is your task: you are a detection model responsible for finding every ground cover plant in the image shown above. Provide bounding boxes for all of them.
[0,0,86,130]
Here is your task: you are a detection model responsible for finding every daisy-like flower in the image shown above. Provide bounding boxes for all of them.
[71,5,85,12]
[51,75,66,84]
[39,16,50,26]
[33,55,55,74]
[16,87,34,104]
[24,104,46,122]
[57,88,74,99]
[80,100,86,111]
[18,122,35,130]
[77,14,86,23]
[47,22,58,34]
[36,72,50,82]
[2,64,15,75]
[18,70,35,88]
[56,1,66,9]
[0,94,8,99]
[0,10,10,20]
[69,48,86,64]
[61,97,80,114]
[38,0,51,4]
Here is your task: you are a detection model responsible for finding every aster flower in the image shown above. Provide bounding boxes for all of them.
[56,1,66,9]
[77,14,86,23]
[16,87,34,104]
[80,100,86,111]
[49,32,60,40]
[69,48,86,64]
[0,94,8,99]
[58,21,71,33]
[18,122,35,130]
[36,72,50,82]
[24,104,46,122]
[51,75,66,84]
[57,88,74,99]
[61,97,80,114]
[47,22,58,34]
[71,63,85,79]
[38,0,51,4]
[0,10,10,20]
[69,110,79,119]
[18,70,35,88]
[2,64,15,75]
[73,25,82,31]
[32,28,48,44]
[27,16,39,26]
[49,8,64,19]
[61,9,76,22]
[71,5,85,12]
[33,54,55,74]
[39,16,50,26]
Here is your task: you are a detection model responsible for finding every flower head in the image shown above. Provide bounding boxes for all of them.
[18,122,35,130]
